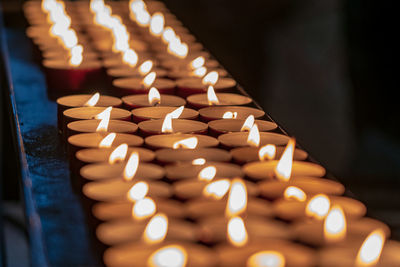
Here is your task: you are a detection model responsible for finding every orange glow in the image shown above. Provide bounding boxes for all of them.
[95,107,112,132]
[283,186,306,202]
[222,111,238,119]
[192,158,206,165]
[122,49,139,67]
[132,197,156,220]
[148,87,161,106]
[207,86,219,105]
[84,92,100,107]
[226,178,247,217]
[172,137,198,149]
[306,194,331,220]
[127,181,149,202]
[246,251,286,267]
[191,66,207,78]
[274,138,295,182]
[123,152,139,181]
[240,115,255,132]
[202,71,219,86]
[198,166,217,181]
[324,205,347,243]
[161,27,176,44]
[356,229,385,266]
[203,179,231,200]
[169,106,184,119]
[143,213,168,244]
[258,145,276,161]
[108,144,128,164]
[247,124,260,147]
[98,133,116,148]
[148,245,187,267]
[167,38,188,59]
[142,72,156,87]
[227,216,248,247]
[69,45,83,66]
[190,56,205,69]
[139,60,153,76]
[161,113,173,133]
[149,12,165,36]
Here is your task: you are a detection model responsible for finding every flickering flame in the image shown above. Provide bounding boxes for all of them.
[98,133,116,148]
[123,152,139,181]
[129,0,150,26]
[247,124,260,147]
[169,106,184,119]
[161,113,173,133]
[283,186,306,202]
[172,137,198,149]
[122,49,139,67]
[198,166,217,181]
[127,181,149,202]
[306,194,331,220]
[226,179,247,217]
[148,87,161,106]
[108,144,128,164]
[240,115,255,132]
[191,66,207,77]
[356,229,385,266]
[202,71,219,85]
[167,39,188,59]
[190,56,205,69]
[207,86,219,105]
[222,111,238,119]
[324,205,347,243]
[95,107,112,132]
[69,45,83,66]
[148,245,187,267]
[246,251,286,267]
[139,60,153,76]
[192,158,206,165]
[142,72,156,87]
[274,138,295,182]
[149,12,165,36]
[143,213,168,244]
[203,179,231,200]
[258,145,276,161]
[132,197,156,220]
[162,27,176,44]
[227,216,248,247]
[84,92,100,107]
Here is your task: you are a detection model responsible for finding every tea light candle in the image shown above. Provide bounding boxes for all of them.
[122,94,186,109]
[145,134,218,149]
[106,66,168,80]
[66,120,138,137]
[218,132,290,148]
[176,77,237,97]
[208,119,277,136]
[187,93,252,109]
[113,77,176,96]
[138,119,208,136]
[132,106,198,122]
[230,146,308,164]
[199,106,265,122]
[168,68,227,80]
[156,148,231,164]
[75,147,155,165]
[68,133,143,151]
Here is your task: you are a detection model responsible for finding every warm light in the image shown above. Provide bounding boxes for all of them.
[98,133,116,148]
[123,152,139,181]
[172,137,198,149]
[356,229,385,266]
[258,145,276,161]
[108,144,128,164]
[132,197,156,220]
[203,179,231,200]
[306,194,331,220]
[167,39,188,59]
[274,138,295,182]
[283,186,306,202]
[240,115,255,132]
[190,56,205,69]
[143,213,168,244]
[148,87,161,106]
[127,181,149,202]
[222,111,238,119]
[192,158,206,165]
[169,106,184,119]
[69,45,83,66]
[161,27,176,44]
[138,60,153,75]
[207,86,219,105]
[247,124,260,147]
[324,205,347,243]
[202,71,219,85]
[227,216,248,247]
[149,12,165,36]
[142,72,156,87]
[95,107,112,132]
[226,178,247,217]
[122,49,139,67]
[191,66,207,78]
[148,245,187,267]
[198,166,217,181]
[84,93,100,107]
[161,113,173,133]
[246,251,286,267]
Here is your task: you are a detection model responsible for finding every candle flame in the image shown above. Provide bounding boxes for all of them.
[227,216,248,247]
[258,144,276,161]
[306,194,331,220]
[149,12,165,36]
[132,197,156,220]
[247,124,260,147]
[108,144,128,164]
[207,86,219,105]
[169,106,184,119]
[129,0,150,26]
[161,113,173,133]
[148,87,161,106]
[198,166,217,181]
[246,251,286,267]
[95,107,112,132]
[122,49,139,67]
[123,152,139,181]
[191,66,207,78]
[226,178,247,217]
[69,45,83,66]
[356,229,385,266]
[84,92,100,107]
[240,115,255,132]
[274,138,295,182]
[139,60,153,76]
[127,181,149,202]
[143,213,168,244]
[99,133,116,148]
[324,205,347,243]
[167,38,188,59]
[142,72,156,87]
[173,137,198,149]
[148,245,187,267]
[202,71,219,86]
[283,186,306,202]
[161,27,176,44]
[190,56,205,69]
[222,111,238,119]
[203,179,231,200]
[192,158,206,165]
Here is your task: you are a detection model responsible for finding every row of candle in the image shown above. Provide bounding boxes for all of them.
[23,0,400,266]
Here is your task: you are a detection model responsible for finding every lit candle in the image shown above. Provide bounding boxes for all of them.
[132,106,198,122]
[199,106,265,122]
[122,87,186,109]
[145,133,218,149]
[208,118,277,136]
[155,148,231,164]
[138,117,207,136]
[113,74,176,96]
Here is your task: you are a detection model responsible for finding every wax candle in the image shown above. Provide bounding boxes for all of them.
[155,148,231,164]
[187,92,252,109]
[218,132,289,149]
[199,106,265,122]
[145,133,218,149]
[230,146,308,164]
[208,119,277,136]
[176,77,237,97]
[75,147,155,165]
[138,119,208,136]
[132,106,198,122]
[168,68,227,80]
[122,93,186,109]
[106,66,168,80]
[113,77,176,96]
[66,119,138,137]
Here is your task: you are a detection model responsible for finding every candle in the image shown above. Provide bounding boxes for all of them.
[208,118,277,136]
[187,88,252,109]
[230,146,308,164]
[132,106,198,122]
[145,133,218,149]
[75,147,155,165]
[66,119,138,137]
[113,76,176,96]
[199,106,265,122]
[138,118,208,136]
[168,68,227,80]
[176,77,237,97]
[106,66,168,80]
[122,92,186,109]
[156,148,232,164]
[218,132,290,148]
